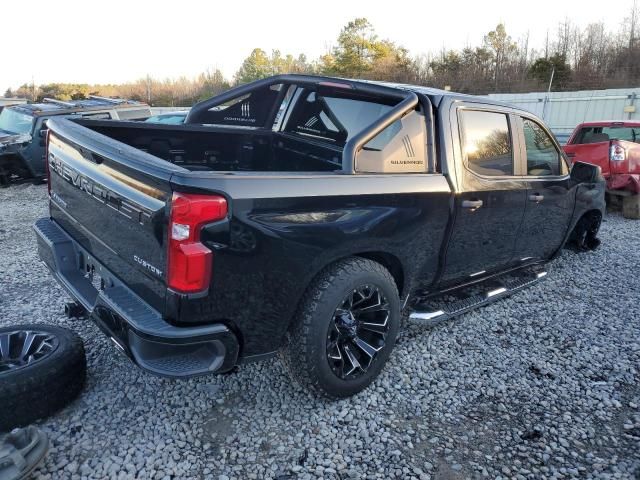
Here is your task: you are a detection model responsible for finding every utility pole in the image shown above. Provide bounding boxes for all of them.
[146,74,152,106]
[631,0,638,50]
[544,30,549,59]
[542,67,555,121]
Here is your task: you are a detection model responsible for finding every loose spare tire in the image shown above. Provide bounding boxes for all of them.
[0,324,86,432]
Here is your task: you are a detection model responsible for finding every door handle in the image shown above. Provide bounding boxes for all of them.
[529,194,544,202]
[462,199,483,210]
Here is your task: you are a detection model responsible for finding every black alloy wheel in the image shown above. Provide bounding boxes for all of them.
[0,324,86,432]
[326,285,390,380]
[0,330,59,373]
[281,257,400,398]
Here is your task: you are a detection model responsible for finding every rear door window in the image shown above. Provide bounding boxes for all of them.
[460,110,513,176]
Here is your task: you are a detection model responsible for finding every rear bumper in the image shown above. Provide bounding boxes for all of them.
[34,217,239,377]
[607,174,640,194]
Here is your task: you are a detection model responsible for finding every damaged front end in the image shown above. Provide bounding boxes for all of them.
[566,161,606,252]
[0,131,33,186]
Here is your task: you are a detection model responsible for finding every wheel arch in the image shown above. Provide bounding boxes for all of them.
[558,208,603,255]
[353,251,405,298]
[570,208,603,235]
[285,251,406,334]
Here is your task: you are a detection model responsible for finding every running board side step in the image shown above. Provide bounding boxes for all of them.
[409,270,547,326]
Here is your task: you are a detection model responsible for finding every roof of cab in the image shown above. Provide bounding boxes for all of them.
[272,74,517,110]
[358,79,516,110]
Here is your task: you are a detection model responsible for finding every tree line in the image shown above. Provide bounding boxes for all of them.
[5,7,640,106]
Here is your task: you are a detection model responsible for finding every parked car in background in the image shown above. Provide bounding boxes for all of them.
[145,111,188,125]
[35,74,604,398]
[0,96,151,186]
[563,121,640,218]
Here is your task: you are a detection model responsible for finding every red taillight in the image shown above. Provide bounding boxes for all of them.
[167,192,227,293]
[610,143,626,161]
[45,130,51,195]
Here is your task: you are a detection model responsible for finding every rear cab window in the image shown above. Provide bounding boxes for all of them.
[283,90,394,145]
[572,125,640,144]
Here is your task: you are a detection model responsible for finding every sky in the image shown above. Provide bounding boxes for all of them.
[1,0,629,93]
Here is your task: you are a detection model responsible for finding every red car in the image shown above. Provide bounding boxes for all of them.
[563,121,640,218]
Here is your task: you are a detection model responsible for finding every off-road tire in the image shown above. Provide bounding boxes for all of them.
[281,257,400,398]
[0,324,86,432]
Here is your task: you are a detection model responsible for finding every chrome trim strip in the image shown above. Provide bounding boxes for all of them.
[409,310,445,321]
[486,287,507,298]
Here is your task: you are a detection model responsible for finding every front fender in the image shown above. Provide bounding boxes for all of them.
[552,179,606,258]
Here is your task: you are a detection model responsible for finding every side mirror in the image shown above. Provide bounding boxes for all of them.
[38,120,49,138]
[38,121,49,146]
[570,161,601,184]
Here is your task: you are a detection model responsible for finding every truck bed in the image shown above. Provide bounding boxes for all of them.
[75,119,343,173]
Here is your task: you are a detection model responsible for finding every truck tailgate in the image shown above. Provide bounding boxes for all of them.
[44,117,187,312]
[563,142,610,175]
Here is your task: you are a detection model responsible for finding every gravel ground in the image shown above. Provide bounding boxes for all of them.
[1,183,639,480]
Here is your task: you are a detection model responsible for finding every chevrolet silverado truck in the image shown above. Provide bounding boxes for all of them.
[34,75,605,398]
[563,121,640,218]
[0,97,151,186]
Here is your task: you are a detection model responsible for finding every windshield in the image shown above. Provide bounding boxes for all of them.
[0,108,34,135]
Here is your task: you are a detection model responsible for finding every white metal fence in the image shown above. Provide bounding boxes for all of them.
[487,88,640,144]
[0,98,27,107]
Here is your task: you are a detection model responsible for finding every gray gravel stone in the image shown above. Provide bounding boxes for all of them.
[1,184,639,479]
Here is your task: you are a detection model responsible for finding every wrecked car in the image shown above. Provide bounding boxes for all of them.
[35,74,605,398]
[563,121,640,218]
[0,97,151,186]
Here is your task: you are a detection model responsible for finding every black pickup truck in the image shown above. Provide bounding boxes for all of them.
[35,74,605,398]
